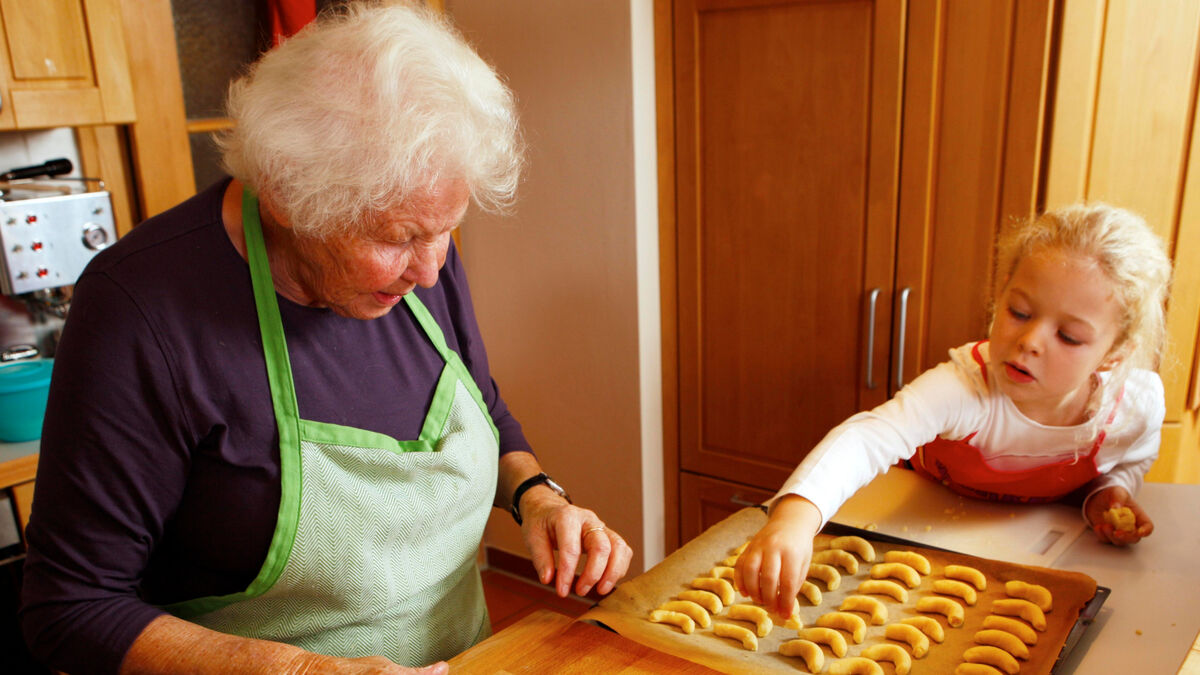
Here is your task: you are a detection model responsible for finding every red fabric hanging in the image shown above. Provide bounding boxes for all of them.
[268,0,318,46]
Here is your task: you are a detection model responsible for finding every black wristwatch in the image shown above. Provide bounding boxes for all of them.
[510,472,571,525]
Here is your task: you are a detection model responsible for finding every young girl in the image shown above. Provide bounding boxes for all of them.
[736,203,1173,619]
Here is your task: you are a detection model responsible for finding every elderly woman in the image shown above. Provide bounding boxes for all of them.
[19,4,631,674]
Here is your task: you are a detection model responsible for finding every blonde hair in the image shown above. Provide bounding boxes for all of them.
[993,203,1173,391]
[218,0,522,239]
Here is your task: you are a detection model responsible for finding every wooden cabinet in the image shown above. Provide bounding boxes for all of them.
[663,0,1054,546]
[0,0,135,129]
[1045,0,1200,483]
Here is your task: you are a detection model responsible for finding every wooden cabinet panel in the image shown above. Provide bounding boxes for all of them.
[1044,0,1200,469]
[679,471,773,544]
[10,481,32,540]
[0,0,135,129]
[674,0,904,491]
[2,0,91,79]
[895,0,1053,387]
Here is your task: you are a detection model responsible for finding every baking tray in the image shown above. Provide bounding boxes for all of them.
[820,520,1109,674]
[585,507,1103,674]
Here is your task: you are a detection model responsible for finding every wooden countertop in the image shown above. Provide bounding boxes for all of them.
[0,439,37,489]
[448,610,721,673]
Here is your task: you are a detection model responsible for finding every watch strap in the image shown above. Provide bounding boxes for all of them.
[510,472,570,525]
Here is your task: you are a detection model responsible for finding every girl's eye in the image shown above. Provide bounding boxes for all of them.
[1007,306,1029,320]
[1058,331,1082,346]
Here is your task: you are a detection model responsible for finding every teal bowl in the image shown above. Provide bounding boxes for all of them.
[0,358,53,443]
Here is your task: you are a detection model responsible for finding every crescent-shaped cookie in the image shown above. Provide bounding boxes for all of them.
[856,578,908,603]
[883,550,932,575]
[677,589,722,615]
[829,535,876,562]
[861,643,913,675]
[981,615,1038,645]
[779,639,824,674]
[829,657,884,675]
[916,595,965,627]
[728,603,774,638]
[899,616,945,643]
[991,598,1047,631]
[690,577,735,606]
[963,645,1020,674]
[657,600,711,628]
[713,621,758,651]
[649,609,695,633]
[1005,579,1053,612]
[816,610,867,643]
[813,548,860,574]
[870,562,921,589]
[933,578,978,606]
[797,626,849,658]
[839,594,888,625]
[884,622,930,658]
[944,564,988,591]
[974,629,1031,660]
[808,562,843,591]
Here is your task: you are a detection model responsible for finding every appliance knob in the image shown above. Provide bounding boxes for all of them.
[82,223,110,251]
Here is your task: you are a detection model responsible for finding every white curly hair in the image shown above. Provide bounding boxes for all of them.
[218,0,522,239]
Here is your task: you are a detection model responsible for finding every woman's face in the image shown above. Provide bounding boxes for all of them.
[281,180,470,320]
[989,247,1123,424]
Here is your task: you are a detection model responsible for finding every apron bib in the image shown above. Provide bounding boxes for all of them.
[911,342,1107,503]
[163,188,499,666]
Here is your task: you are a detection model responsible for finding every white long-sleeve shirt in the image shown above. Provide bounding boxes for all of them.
[775,342,1164,526]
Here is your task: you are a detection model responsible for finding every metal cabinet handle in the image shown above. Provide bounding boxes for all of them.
[729,494,760,508]
[895,287,911,390]
[864,288,880,389]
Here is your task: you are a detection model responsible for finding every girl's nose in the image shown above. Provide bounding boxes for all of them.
[1017,323,1044,355]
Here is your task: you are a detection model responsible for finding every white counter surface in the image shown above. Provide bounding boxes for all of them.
[834,468,1200,674]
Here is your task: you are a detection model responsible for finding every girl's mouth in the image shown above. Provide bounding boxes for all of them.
[1004,361,1035,383]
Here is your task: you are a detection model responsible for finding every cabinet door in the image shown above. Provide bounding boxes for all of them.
[0,0,135,129]
[893,0,1054,390]
[680,471,774,543]
[674,0,904,491]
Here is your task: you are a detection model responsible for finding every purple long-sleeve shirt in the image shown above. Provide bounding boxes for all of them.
[19,178,531,674]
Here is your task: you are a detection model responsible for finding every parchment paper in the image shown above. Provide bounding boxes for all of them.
[582,508,1097,674]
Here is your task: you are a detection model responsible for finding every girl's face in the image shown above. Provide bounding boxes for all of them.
[989,247,1124,425]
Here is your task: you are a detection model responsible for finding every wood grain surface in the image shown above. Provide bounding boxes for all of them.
[447,610,721,674]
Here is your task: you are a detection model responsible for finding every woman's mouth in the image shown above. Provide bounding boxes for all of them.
[1004,361,1035,384]
[372,291,404,306]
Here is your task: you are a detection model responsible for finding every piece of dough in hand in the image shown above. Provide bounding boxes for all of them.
[1103,506,1136,532]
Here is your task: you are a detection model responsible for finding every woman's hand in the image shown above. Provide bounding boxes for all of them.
[519,489,633,598]
[735,495,823,620]
[1084,486,1154,546]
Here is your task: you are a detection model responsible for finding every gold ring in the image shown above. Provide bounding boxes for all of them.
[584,526,606,536]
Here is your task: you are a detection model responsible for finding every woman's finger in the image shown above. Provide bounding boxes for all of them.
[738,549,763,605]
[524,520,558,585]
[758,551,781,614]
[595,530,632,595]
[573,526,613,596]
[552,509,588,597]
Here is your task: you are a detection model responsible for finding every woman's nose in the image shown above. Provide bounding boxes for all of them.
[402,238,445,288]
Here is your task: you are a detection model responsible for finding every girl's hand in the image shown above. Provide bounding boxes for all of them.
[519,490,633,598]
[1085,486,1154,546]
[734,495,823,620]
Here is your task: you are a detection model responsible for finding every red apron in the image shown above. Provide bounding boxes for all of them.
[910,342,1116,503]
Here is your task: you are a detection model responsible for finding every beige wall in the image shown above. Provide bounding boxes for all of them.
[449,1,662,574]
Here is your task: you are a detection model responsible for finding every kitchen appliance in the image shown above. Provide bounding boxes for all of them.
[0,159,116,296]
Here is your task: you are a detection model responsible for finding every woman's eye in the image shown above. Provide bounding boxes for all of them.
[1007,306,1029,320]
[1058,331,1082,346]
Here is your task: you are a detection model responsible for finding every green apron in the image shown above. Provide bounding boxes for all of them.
[164,188,499,666]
